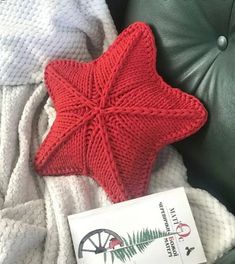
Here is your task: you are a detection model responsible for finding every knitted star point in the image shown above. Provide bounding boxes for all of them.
[34,22,207,202]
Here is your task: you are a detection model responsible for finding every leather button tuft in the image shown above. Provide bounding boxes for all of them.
[217,36,228,51]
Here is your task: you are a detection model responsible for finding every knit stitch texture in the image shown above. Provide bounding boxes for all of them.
[35,22,207,203]
[0,1,234,263]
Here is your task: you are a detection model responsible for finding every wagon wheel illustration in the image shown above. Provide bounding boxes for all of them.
[78,229,124,258]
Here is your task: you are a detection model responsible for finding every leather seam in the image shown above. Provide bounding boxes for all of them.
[227,0,235,37]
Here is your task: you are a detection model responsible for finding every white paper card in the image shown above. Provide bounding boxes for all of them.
[68,187,207,264]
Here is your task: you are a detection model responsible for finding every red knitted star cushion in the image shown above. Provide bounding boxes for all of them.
[34,22,207,203]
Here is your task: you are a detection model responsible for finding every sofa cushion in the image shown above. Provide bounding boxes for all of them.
[110,0,235,214]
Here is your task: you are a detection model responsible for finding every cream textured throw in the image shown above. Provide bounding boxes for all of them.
[0,0,234,263]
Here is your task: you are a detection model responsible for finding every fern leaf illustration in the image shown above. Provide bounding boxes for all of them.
[104,228,173,263]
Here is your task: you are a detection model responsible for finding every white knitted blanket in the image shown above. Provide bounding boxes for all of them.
[0,1,234,263]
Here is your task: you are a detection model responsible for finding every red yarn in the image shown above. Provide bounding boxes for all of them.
[34,22,207,203]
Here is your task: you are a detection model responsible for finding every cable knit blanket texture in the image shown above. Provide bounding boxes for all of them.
[0,0,234,263]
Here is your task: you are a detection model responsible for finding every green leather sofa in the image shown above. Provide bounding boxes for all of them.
[106,0,235,263]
